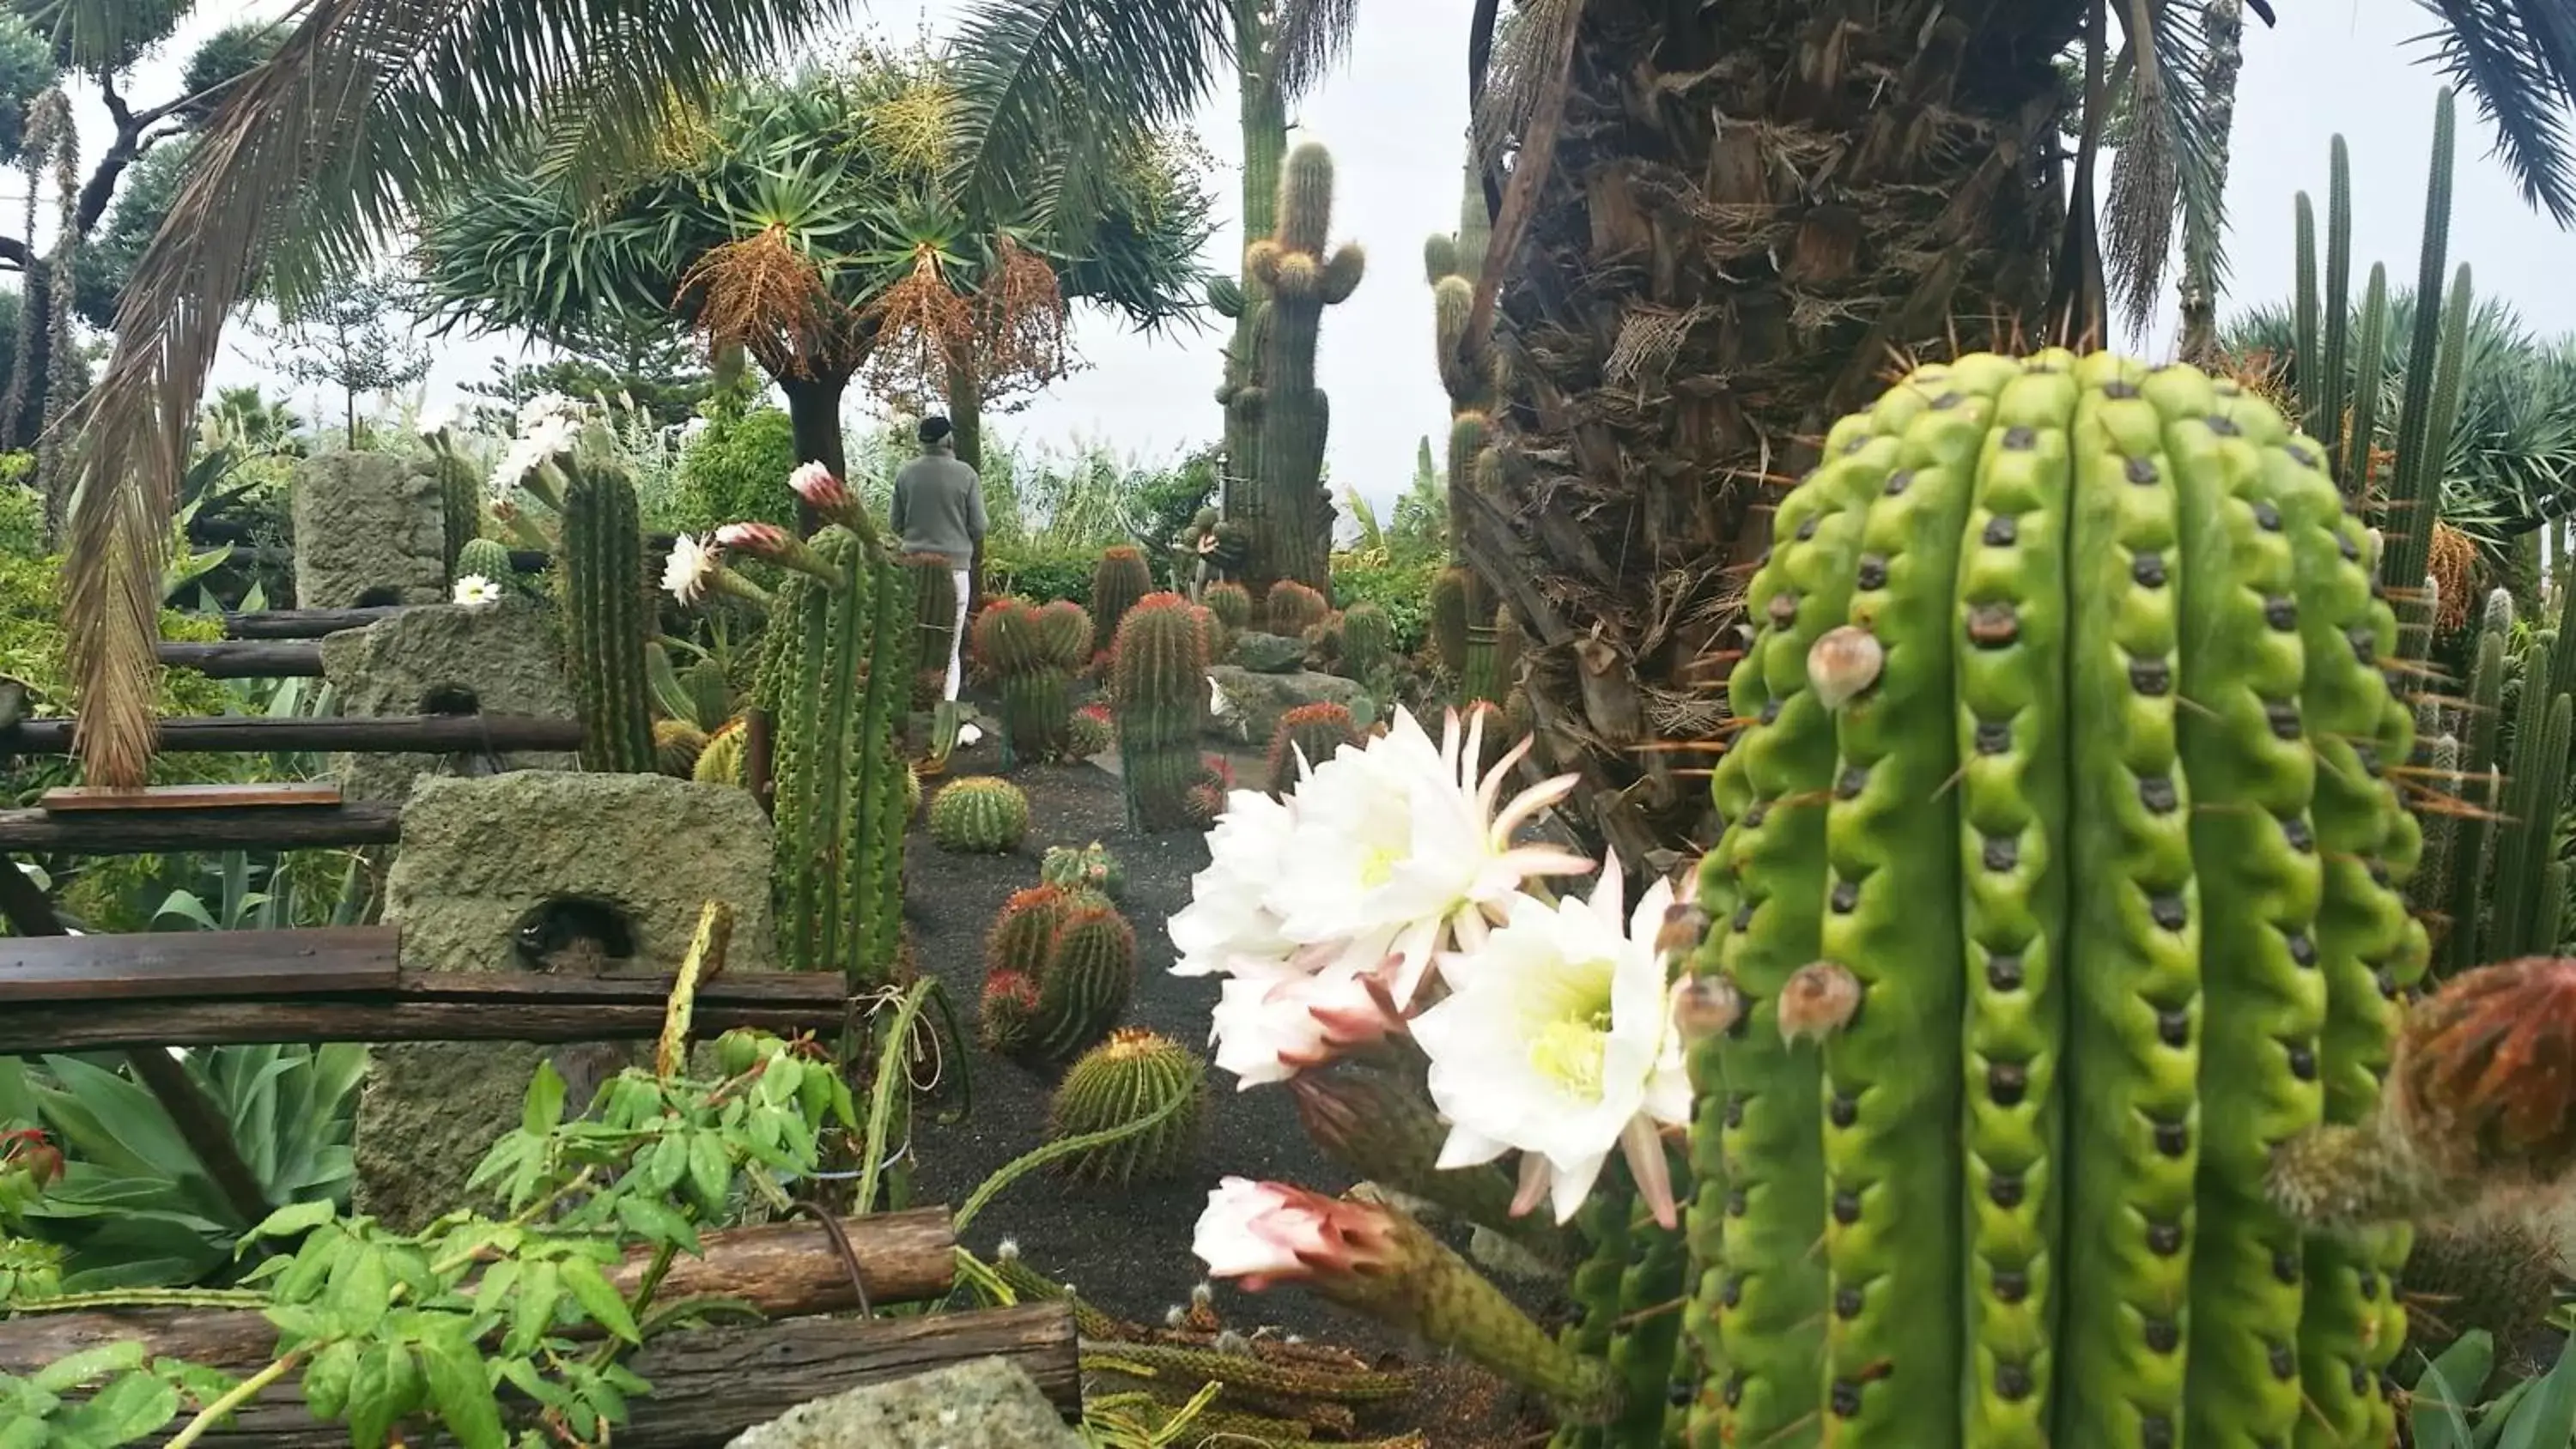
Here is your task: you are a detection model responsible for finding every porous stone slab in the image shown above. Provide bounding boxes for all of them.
[1229,630,1308,674]
[290,451,447,609]
[1206,664,1368,747]
[725,1359,1081,1449]
[355,770,776,1229]
[319,598,576,802]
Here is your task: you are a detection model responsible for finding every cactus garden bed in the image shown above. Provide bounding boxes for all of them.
[901,755,1554,1446]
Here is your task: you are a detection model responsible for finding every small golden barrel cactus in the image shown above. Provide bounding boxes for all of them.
[1047,1028,1208,1186]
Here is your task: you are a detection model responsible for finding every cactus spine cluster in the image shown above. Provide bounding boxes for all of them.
[1266,701,1361,796]
[1047,1028,1207,1185]
[1110,592,1212,831]
[1338,600,1394,682]
[971,597,1084,763]
[1680,349,2427,1446]
[1091,546,1153,657]
[692,718,745,786]
[560,460,656,773]
[1244,142,1364,594]
[1041,840,1125,901]
[759,526,920,985]
[974,884,1136,1064]
[928,775,1030,854]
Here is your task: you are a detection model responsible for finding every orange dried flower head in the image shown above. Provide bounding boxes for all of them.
[2392,956,2576,1187]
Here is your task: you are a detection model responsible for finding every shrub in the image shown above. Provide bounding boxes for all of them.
[984,547,1092,608]
[673,397,798,535]
[1329,556,1439,654]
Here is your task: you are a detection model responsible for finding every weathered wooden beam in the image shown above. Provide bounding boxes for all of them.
[0,713,586,756]
[42,783,344,812]
[218,607,411,640]
[0,801,402,854]
[0,1207,962,1373]
[125,1304,1079,1446]
[0,969,848,1052]
[216,546,556,574]
[154,641,325,678]
[0,925,400,1002]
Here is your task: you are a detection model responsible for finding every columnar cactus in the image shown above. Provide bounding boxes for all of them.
[929,775,1031,854]
[1681,350,2428,1446]
[971,597,1070,763]
[1427,155,1509,708]
[1110,592,1211,831]
[1266,701,1361,796]
[972,884,1136,1065]
[1048,1028,1208,1185]
[1247,142,1364,593]
[561,460,656,773]
[759,526,920,985]
[1091,546,1153,657]
[439,453,481,578]
[902,551,960,688]
[1430,568,1472,680]
[1266,579,1329,637]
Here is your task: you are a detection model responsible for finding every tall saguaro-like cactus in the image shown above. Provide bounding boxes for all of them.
[1246,142,1364,595]
[561,460,655,773]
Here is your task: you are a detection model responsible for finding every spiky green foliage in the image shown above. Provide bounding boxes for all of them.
[1204,579,1251,632]
[1041,840,1125,901]
[972,597,1078,763]
[759,527,920,985]
[2399,1212,2561,1364]
[692,718,745,786]
[1265,578,1328,637]
[1110,591,1209,831]
[1046,1028,1206,1185]
[1266,700,1359,796]
[438,454,480,573]
[902,551,961,685]
[453,536,512,589]
[972,883,1132,1064]
[1683,350,2426,1446]
[1090,544,1153,656]
[560,458,655,773]
[1243,142,1363,593]
[930,775,1031,854]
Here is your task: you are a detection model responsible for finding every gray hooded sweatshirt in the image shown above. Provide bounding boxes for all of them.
[890,442,987,569]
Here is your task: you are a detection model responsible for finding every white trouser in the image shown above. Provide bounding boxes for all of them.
[945,569,970,700]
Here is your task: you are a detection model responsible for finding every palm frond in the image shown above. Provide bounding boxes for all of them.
[945,0,1230,246]
[63,0,853,789]
[1271,0,1362,100]
[2105,0,2239,341]
[2412,0,2576,224]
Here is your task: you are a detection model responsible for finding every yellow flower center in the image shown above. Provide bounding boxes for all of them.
[1358,842,1403,888]
[1526,975,1617,1100]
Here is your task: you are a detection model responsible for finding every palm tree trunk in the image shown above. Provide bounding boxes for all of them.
[1461,0,2085,867]
[943,345,986,474]
[778,370,849,537]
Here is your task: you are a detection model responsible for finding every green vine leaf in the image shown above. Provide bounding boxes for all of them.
[559,1257,641,1344]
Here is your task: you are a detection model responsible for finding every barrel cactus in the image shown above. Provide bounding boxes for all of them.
[930,776,1030,854]
[1206,579,1253,634]
[972,597,1078,762]
[1267,579,1330,637]
[1048,1028,1208,1185]
[692,718,745,785]
[1041,840,1126,902]
[1340,600,1394,682]
[653,718,708,777]
[973,883,1134,1064]
[1068,701,1115,760]
[440,455,482,576]
[1036,599,1095,673]
[454,536,513,591]
[1266,701,1361,795]
[1111,592,1211,831]
[1091,546,1153,657]
[1680,350,2429,1446]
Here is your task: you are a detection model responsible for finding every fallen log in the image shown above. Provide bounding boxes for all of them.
[218,608,411,640]
[0,802,402,854]
[154,642,325,678]
[1,713,586,756]
[141,1303,1077,1446]
[0,1208,961,1374]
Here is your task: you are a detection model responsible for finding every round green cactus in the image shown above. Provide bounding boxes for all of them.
[1036,599,1095,669]
[1266,701,1361,795]
[1266,579,1330,636]
[1041,840,1126,901]
[1339,600,1394,680]
[653,718,708,778]
[692,718,745,786]
[1047,1028,1207,1185]
[1068,702,1115,759]
[928,776,1031,854]
[1030,899,1136,1064]
[454,536,513,590]
[972,597,1077,761]
[1682,351,2427,1447]
[1205,580,1253,634]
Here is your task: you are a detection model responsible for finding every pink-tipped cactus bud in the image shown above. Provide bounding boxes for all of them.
[716,522,847,589]
[787,461,878,542]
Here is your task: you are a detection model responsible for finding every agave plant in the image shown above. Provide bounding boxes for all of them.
[0,1045,367,1291]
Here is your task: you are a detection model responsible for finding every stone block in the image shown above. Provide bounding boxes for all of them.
[319,597,575,802]
[1229,630,1308,674]
[725,1358,1081,1449]
[1206,664,1368,747]
[355,770,777,1229]
[290,451,447,609]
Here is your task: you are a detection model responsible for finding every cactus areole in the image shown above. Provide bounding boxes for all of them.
[1686,352,2427,1446]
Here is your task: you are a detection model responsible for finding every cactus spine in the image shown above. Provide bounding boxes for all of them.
[1266,701,1361,795]
[1680,349,2424,1446]
[759,527,920,985]
[1047,1028,1207,1185]
[1245,142,1364,593]
[561,460,655,773]
[1111,592,1211,831]
[929,775,1031,854]
[972,597,1082,763]
[1338,600,1394,682]
[1091,546,1153,657]
[1265,579,1329,637]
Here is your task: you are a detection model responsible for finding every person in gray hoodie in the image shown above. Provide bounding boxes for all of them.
[890,415,986,701]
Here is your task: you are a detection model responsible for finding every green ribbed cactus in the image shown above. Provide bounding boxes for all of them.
[692,718,745,786]
[929,775,1030,854]
[454,536,512,591]
[1031,899,1135,1064]
[1266,701,1360,796]
[653,718,707,778]
[1246,142,1364,593]
[1428,151,1506,709]
[2398,1212,2561,1366]
[561,460,655,773]
[1067,702,1114,760]
[758,526,920,985]
[1205,579,1251,634]
[972,597,1077,763]
[2415,586,2575,968]
[1265,579,1329,637]
[1110,592,1210,831]
[1091,546,1153,657]
[439,452,481,578]
[1047,1028,1207,1185]
[1431,567,1472,680]
[1041,840,1125,901]
[1339,600,1394,682]
[1679,349,2427,1447]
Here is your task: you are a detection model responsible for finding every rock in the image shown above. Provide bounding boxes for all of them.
[1205,664,1368,746]
[726,1358,1082,1449]
[290,451,447,609]
[355,771,777,1230]
[1230,630,1308,675]
[319,597,576,803]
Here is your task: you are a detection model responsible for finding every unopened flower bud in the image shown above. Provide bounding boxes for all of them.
[1807,625,1884,709]
[1778,961,1863,1045]
[1672,973,1745,1044]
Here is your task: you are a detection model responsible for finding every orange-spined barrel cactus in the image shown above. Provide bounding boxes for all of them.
[1683,350,2428,1447]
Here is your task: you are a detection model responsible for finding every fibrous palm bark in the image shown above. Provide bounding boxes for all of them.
[1455,0,2087,870]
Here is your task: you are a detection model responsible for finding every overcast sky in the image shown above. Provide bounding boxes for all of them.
[98,0,2576,514]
